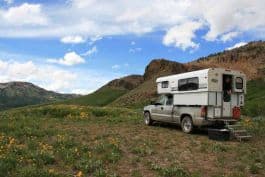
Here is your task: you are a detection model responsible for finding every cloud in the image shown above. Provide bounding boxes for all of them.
[2,3,48,26]
[226,42,248,50]
[47,52,85,66]
[202,0,265,41]
[220,31,240,42]
[112,64,120,69]
[131,41,136,45]
[0,59,76,92]
[4,0,13,4]
[0,59,123,94]
[0,0,264,49]
[71,89,93,95]
[89,36,103,45]
[82,46,97,56]
[163,21,202,50]
[60,35,86,44]
[129,47,142,53]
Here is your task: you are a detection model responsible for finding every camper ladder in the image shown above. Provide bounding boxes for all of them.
[225,121,252,141]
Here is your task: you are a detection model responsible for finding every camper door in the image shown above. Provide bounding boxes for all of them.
[222,74,232,117]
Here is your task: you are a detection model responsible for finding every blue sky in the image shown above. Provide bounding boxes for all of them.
[0,0,264,94]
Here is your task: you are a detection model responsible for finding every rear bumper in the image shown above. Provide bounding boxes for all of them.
[193,117,240,126]
[207,117,240,122]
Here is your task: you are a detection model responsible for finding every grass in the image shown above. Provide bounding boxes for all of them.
[243,79,265,117]
[62,87,127,107]
[0,105,264,177]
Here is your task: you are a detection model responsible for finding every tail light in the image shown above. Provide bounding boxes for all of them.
[201,106,207,117]
[233,107,241,119]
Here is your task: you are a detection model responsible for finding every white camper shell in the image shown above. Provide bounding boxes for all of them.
[156,68,246,119]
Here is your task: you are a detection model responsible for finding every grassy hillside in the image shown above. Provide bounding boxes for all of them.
[62,75,143,107]
[63,87,128,107]
[0,82,77,111]
[0,105,264,177]
[110,79,157,108]
[243,79,265,117]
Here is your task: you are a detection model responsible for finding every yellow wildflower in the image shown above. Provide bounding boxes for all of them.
[80,112,88,119]
[76,171,83,177]
[49,169,55,173]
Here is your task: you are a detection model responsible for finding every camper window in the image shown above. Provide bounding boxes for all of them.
[235,77,243,89]
[178,77,199,91]
[161,81,169,88]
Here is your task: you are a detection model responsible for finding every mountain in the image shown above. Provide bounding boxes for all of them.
[187,41,265,80]
[111,41,265,108]
[63,75,144,106]
[0,82,78,110]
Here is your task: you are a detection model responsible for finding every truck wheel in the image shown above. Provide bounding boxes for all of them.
[181,116,193,133]
[144,112,153,126]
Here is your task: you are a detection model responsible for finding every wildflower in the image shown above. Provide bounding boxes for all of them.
[80,112,88,119]
[75,171,83,177]
[75,148,78,153]
[109,137,119,147]
[49,169,55,173]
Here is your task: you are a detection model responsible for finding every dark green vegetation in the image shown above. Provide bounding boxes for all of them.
[0,82,78,111]
[0,105,264,177]
[243,79,265,117]
[63,87,127,107]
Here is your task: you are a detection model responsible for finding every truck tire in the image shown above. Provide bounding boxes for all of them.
[181,116,193,133]
[144,112,153,126]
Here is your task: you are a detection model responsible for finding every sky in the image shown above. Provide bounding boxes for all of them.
[0,0,264,94]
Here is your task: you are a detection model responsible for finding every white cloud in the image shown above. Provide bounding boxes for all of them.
[71,89,93,95]
[131,41,136,45]
[226,42,248,50]
[129,47,142,53]
[201,0,265,41]
[163,21,202,50]
[0,59,123,94]
[48,52,85,66]
[0,0,264,49]
[82,46,97,56]
[0,59,76,92]
[2,3,48,26]
[4,0,13,4]
[112,64,120,69]
[61,35,86,44]
[220,31,240,42]
[89,36,103,45]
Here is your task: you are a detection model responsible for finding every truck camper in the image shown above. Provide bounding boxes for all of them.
[144,68,249,138]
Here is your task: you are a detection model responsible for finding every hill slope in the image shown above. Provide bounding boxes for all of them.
[111,41,265,108]
[188,41,265,80]
[243,78,265,116]
[0,82,78,110]
[63,75,143,106]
